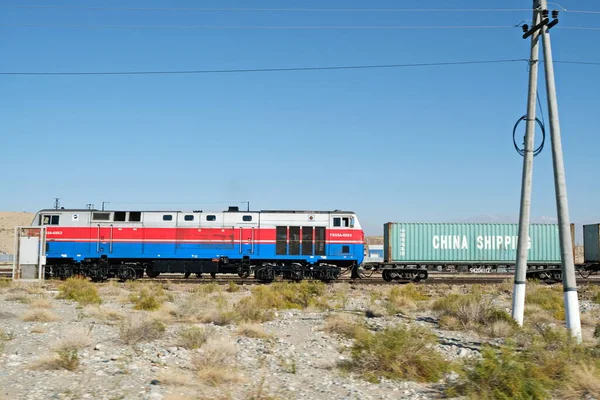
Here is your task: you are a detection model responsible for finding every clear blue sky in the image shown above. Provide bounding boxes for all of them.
[1,0,599,240]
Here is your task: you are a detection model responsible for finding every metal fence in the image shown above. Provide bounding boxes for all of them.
[0,254,14,263]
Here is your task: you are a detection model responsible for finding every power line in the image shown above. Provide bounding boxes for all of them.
[0,5,534,13]
[2,5,600,14]
[0,23,522,30]
[0,59,529,76]
[555,60,600,65]
[1,23,599,31]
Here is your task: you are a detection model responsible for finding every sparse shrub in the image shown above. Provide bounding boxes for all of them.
[58,277,102,306]
[193,339,239,386]
[83,305,125,324]
[0,278,11,288]
[226,281,240,293]
[5,293,31,303]
[119,315,166,344]
[525,284,565,320]
[22,309,58,322]
[433,293,516,334]
[450,327,600,400]
[342,325,449,383]
[177,326,212,349]
[194,282,221,295]
[384,284,429,314]
[30,326,46,334]
[487,320,516,338]
[447,344,551,399]
[0,328,14,353]
[595,324,600,339]
[234,296,275,323]
[129,283,166,311]
[236,323,272,339]
[249,281,328,310]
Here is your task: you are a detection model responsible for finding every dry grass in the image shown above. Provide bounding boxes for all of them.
[30,326,46,334]
[176,326,213,350]
[57,277,102,306]
[30,329,91,371]
[83,305,125,324]
[31,298,52,309]
[22,309,59,322]
[487,320,516,338]
[193,339,240,386]
[342,324,450,383]
[323,313,365,339]
[119,314,166,345]
[236,323,272,339]
[156,368,195,386]
[194,282,221,295]
[99,281,128,297]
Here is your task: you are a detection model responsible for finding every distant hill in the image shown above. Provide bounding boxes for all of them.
[0,212,35,254]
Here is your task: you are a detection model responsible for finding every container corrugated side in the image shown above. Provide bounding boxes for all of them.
[584,224,600,263]
[383,222,566,264]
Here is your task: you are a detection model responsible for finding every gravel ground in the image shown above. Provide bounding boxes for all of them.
[0,281,597,400]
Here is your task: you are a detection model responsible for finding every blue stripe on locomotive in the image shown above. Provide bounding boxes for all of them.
[45,242,365,265]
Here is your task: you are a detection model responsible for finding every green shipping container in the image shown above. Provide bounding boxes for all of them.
[384,223,573,264]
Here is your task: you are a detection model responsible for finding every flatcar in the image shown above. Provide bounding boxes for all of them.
[32,206,365,282]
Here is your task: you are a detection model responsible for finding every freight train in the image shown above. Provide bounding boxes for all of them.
[364,222,600,282]
[16,206,600,283]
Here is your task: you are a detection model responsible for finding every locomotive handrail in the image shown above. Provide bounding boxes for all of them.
[110,224,113,253]
[239,229,242,253]
[96,224,100,253]
[251,227,255,254]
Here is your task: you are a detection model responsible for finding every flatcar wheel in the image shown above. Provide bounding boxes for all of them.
[210,272,216,279]
[184,272,191,279]
[382,270,393,282]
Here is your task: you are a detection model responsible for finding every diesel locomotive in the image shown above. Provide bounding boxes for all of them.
[32,206,365,282]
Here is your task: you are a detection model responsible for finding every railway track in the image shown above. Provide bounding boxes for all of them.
[3,269,599,286]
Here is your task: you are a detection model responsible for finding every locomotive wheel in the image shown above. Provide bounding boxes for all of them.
[146,269,160,278]
[210,272,217,279]
[184,272,191,279]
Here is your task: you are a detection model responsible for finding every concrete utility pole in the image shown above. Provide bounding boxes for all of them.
[511,0,542,326]
[539,0,582,341]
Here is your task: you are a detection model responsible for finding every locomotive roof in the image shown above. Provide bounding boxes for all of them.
[37,208,355,214]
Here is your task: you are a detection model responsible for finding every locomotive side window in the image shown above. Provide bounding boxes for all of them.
[289,227,300,255]
[302,227,313,255]
[333,217,341,227]
[41,215,60,225]
[206,215,216,221]
[114,212,126,222]
[184,215,194,221]
[92,212,111,221]
[242,215,252,222]
[341,217,350,227]
[276,226,287,255]
[163,215,173,221]
[129,212,142,222]
[315,227,326,255]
